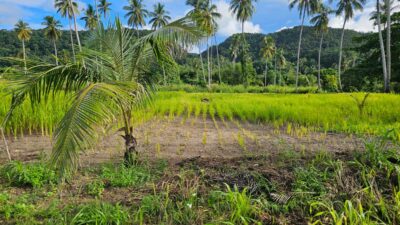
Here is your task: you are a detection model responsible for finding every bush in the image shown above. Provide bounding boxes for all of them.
[0,161,57,188]
[69,202,129,225]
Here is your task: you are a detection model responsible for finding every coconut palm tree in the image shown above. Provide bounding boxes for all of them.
[124,0,148,37]
[277,48,287,86]
[229,35,241,64]
[98,0,112,19]
[55,0,81,59]
[229,0,257,36]
[14,20,32,72]
[310,5,333,90]
[2,17,203,178]
[371,0,388,91]
[42,16,62,65]
[335,0,366,91]
[81,4,98,30]
[55,0,82,51]
[149,3,171,30]
[260,36,276,86]
[289,0,320,89]
[195,0,221,87]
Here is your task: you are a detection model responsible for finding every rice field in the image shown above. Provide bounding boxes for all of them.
[2,80,400,140]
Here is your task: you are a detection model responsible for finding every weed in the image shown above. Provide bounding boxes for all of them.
[69,202,129,225]
[85,180,105,197]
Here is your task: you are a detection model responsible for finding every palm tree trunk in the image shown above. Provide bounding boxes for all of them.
[279,66,282,86]
[274,55,277,85]
[199,45,206,84]
[162,63,166,85]
[295,11,306,90]
[53,39,59,66]
[22,40,27,72]
[94,0,100,23]
[214,35,222,83]
[264,60,268,87]
[338,18,346,91]
[120,108,137,166]
[68,18,76,62]
[207,37,211,87]
[136,25,140,38]
[377,0,388,92]
[317,33,323,90]
[70,4,82,51]
[385,0,391,93]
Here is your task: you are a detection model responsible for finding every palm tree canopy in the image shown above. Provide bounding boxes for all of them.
[42,16,62,41]
[149,3,172,30]
[2,16,204,178]
[55,0,79,19]
[310,5,334,33]
[98,0,112,18]
[81,4,99,30]
[260,36,276,60]
[289,0,321,18]
[277,48,287,67]
[15,20,32,41]
[123,0,148,28]
[336,0,366,20]
[195,0,221,36]
[229,35,241,60]
[229,0,257,23]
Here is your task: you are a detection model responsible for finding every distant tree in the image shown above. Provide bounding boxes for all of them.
[289,0,320,89]
[310,5,333,90]
[277,48,287,85]
[81,4,98,30]
[98,0,112,19]
[229,35,241,64]
[124,0,148,37]
[149,3,171,30]
[42,16,62,65]
[260,36,276,86]
[335,0,366,90]
[14,20,32,72]
[55,0,82,58]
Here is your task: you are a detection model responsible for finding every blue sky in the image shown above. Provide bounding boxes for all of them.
[0,0,392,45]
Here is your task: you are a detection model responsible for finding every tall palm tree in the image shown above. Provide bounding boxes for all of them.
[260,36,276,86]
[42,16,62,65]
[3,17,203,178]
[229,0,257,36]
[14,20,32,72]
[335,0,366,91]
[310,5,333,90]
[229,35,241,64]
[55,0,82,52]
[196,0,221,87]
[277,48,287,86]
[98,0,112,19]
[149,3,171,30]
[384,0,392,93]
[124,0,148,37]
[371,0,388,91]
[289,0,320,89]
[81,4,98,30]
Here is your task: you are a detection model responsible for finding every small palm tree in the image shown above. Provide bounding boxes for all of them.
[98,0,112,19]
[55,0,81,59]
[124,0,148,37]
[81,4,98,30]
[289,0,320,89]
[42,16,62,65]
[149,3,171,30]
[260,36,276,86]
[335,0,366,90]
[14,20,32,72]
[3,17,203,178]
[310,5,333,90]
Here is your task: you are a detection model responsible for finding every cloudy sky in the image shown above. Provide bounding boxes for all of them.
[0,0,398,43]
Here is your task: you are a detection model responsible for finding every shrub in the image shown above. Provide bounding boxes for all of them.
[69,202,129,225]
[0,161,57,188]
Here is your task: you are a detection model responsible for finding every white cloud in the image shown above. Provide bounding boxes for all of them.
[215,0,262,37]
[276,26,293,32]
[329,2,400,33]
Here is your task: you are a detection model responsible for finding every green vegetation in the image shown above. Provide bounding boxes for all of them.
[0,136,398,224]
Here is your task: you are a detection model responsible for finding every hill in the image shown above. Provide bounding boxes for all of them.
[213,26,367,68]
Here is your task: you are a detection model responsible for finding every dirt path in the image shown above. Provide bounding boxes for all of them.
[0,117,365,165]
